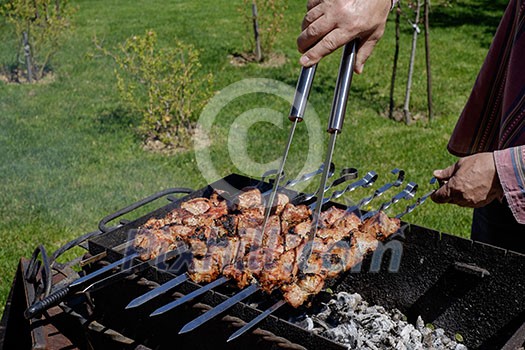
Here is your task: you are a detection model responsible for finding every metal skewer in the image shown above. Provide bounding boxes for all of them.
[329,167,360,188]
[82,248,183,293]
[309,170,378,209]
[178,284,260,334]
[344,169,404,212]
[395,177,438,218]
[283,163,326,188]
[70,252,139,288]
[295,165,357,203]
[361,182,418,220]
[260,65,317,237]
[301,41,357,268]
[150,276,230,317]
[260,162,334,199]
[227,299,286,342]
[126,273,189,309]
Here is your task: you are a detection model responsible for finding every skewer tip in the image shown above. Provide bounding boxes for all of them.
[178,321,198,334]
[226,331,243,342]
[149,309,164,317]
[124,301,140,310]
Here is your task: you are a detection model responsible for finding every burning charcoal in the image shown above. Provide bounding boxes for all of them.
[294,315,315,331]
[323,322,359,348]
[312,304,331,322]
[410,329,422,344]
[312,317,331,331]
[335,292,361,311]
[400,324,414,343]
[295,291,468,350]
[416,316,425,330]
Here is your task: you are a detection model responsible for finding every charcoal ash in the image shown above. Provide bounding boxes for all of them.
[291,292,467,350]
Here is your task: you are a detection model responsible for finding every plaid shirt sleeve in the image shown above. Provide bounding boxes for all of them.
[494,146,525,224]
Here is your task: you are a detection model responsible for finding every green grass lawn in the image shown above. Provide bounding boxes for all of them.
[0,0,508,313]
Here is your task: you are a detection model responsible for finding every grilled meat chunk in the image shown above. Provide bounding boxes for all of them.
[233,188,263,212]
[181,198,211,215]
[281,203,311,225]
[274,193,290,216]
[282,274,325,308]
[361,211,401,240]
[290,220,311,238]
[262,215,283,256]
[223,249,261,289]
[135,228,177,261]
[181,212,214,227]
[188,238,239,283]
[237,210,264,252]
[213,215,238,238]
[143,208,186,229]
[166,225,194,240]
[207,192,230,219]
[319,206,346,227]
[258,248,297,293]
[283,220,311,251]
[281,203,311,233]
[284,233,304,251]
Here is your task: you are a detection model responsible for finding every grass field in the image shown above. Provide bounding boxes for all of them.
[0,0,508,313]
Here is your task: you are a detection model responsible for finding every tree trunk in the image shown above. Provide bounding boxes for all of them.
[403,0,422,125]
[424,0,433,123]
[389,4,401,120]
[252,1,262,62]
[23,31,33,83]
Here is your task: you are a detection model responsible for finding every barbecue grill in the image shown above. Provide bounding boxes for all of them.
[2,172,525,350]
[4,32,523,350]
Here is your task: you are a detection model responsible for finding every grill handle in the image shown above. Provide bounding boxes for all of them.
[98,187,194,233]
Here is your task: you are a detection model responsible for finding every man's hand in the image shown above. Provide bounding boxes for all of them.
[297,0,391,73]
[431,152,504,208]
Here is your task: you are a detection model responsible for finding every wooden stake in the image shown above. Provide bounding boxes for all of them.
[23,31,33,83]
[252,1,262,62]
[389,4,401,120]
[424,0,433,123]
[403,0,422,124]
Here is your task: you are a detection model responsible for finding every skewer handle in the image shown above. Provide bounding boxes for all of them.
[328,41,357,133]
[289,64,317,121]
[24,286,70,319]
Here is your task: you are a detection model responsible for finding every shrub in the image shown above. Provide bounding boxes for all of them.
[100,30,213,149]
[0,0,75,82]
[238,0,287,60]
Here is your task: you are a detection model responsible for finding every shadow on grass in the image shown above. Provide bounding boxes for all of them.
[392,0,507,47]
[1,63,55,84]
[350,83,390,114]
[273,70,390,118]
[430,0,508,29]
[95,106,141,134]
